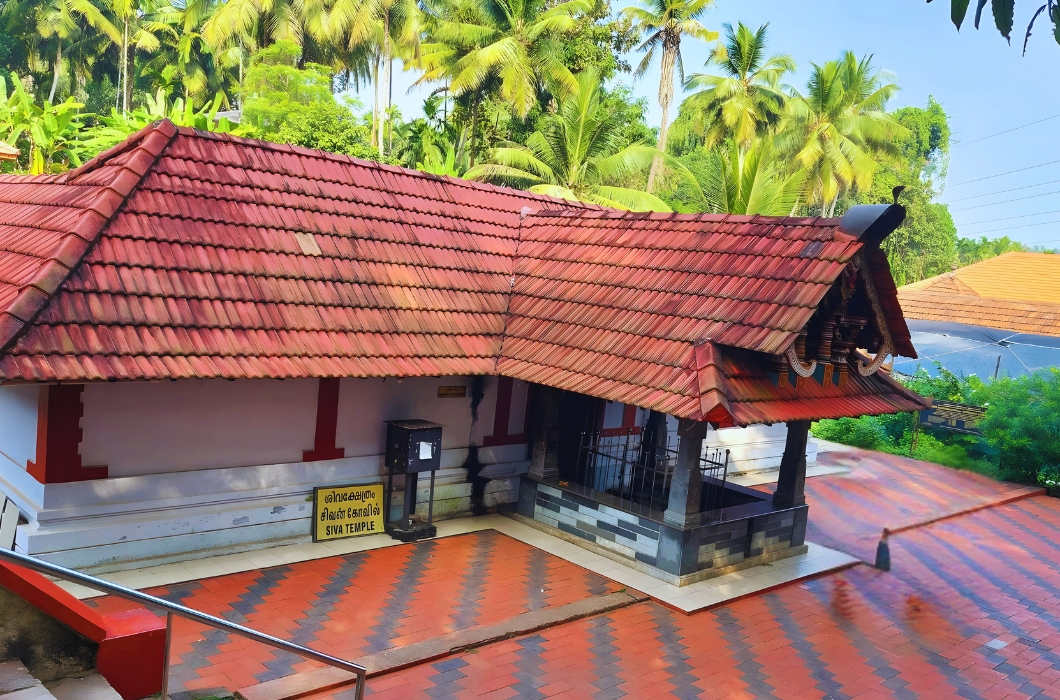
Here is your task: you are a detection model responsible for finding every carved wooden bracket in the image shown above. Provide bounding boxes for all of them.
[785,345,817,378]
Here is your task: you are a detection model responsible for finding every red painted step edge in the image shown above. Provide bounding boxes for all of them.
[0,561,166,700]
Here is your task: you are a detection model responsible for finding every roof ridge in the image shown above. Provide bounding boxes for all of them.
[0,120,178,355]
[175,126,600,213]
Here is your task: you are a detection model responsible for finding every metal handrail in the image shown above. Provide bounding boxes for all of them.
[0,546,366,700]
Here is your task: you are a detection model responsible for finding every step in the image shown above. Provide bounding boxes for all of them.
[46,673,122,700]
[0,661,54,700]
[235,590,649,700]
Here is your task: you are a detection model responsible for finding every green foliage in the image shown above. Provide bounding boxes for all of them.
[1037,463,1060,489]
[661,138,805,215]
[0,71,88,173]
[270,98,376,159]
[676,22,793,152]
[814,366,1060,485]
[838,97,957,285]
[954,234,1058,265]
[936,0,1059,52]
[812,416,888,449]
[977,368,1060,484]
[561,0,638,80]
[464,68,691,210]
[241,41,334,136]
[82,88,250,158]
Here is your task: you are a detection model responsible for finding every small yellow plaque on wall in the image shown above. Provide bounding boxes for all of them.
[312,484,384,542]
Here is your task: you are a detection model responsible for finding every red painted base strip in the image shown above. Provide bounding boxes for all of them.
[0,561,165,700]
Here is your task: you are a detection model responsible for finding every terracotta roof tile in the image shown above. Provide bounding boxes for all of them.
[898,252,1060,337]
[0,121,921,424]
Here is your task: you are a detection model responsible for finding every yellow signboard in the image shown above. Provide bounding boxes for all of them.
[312,484,384,542]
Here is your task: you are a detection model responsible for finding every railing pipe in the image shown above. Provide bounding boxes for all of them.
[0,547,367,700]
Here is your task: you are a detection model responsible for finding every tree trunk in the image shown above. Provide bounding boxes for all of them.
[48,42,62,104]
[372,56,380,156]
[469,98,479,167]
[646,33,679,194]
[378,16,391,156]
[388,56,395,153]
[122,19,130,113]
[826,191,840,218]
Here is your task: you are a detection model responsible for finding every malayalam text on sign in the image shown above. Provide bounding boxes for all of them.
[313,484,384,542]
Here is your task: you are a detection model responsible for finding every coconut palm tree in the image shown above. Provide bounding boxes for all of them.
[201,0,327,58]
[415,0,590,118]
[697,138,806,215]
[679,22,793,151]
[622,0,716,192]
[775,52,906,217]
[464,69,693,211]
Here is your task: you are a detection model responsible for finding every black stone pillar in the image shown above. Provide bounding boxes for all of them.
[774,420,810,508]
[663,418,708,528]
[527,385,561,481]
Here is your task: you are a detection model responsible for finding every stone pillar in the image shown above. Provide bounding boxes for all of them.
[774,420,810,508]
[527,385,561,481]
[663,418,708,528]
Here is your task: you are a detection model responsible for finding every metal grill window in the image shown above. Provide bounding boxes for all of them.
[574,430,730,520]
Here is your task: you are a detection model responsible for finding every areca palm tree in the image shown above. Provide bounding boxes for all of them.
[325,0,420,154]
[622,0,716,192]
[82,0,179,112]
[414,0,590,118]
[464,69,691,211]
[679,22,793,151]
[775,52,906,216]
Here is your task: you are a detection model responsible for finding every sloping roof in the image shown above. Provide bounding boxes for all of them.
[0,121,925,424]
[898,252,1060,337]
[0,142,18,161]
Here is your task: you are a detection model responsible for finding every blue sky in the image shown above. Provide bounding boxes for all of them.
[355,0,1060,247]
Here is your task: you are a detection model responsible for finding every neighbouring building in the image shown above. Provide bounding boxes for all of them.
[0,121,927,582]
[896,252,1060,378]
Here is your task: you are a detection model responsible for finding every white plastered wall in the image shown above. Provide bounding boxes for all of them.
[80,379,320,476]
[21,376,529,571]
[335,376,485,457]
[0,384,43,518]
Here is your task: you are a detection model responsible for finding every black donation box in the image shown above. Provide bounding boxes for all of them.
[384,420,443,542]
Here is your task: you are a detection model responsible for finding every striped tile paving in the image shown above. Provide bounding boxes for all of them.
[88,530,622,695]
[298,496,1060,700]
[799,448,1040,561]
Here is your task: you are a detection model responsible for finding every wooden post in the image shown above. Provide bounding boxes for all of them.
[774,420,810,508]
[663,418,708,528]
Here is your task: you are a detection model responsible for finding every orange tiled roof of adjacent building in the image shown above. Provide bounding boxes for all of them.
[897,252,1060,337]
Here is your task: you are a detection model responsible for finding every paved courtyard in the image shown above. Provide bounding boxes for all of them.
[91,450,1059,699]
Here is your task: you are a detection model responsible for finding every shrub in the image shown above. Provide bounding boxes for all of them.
[1038,464,1060,489]
[977,368,1060,484]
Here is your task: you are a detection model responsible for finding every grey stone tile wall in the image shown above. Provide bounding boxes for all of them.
[532,483,660,564]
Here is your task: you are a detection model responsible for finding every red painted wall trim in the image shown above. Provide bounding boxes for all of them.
[622,403,637,429]
[599,404,642,437]
[483,376,528,447]
[26,384,107,484]
[0,561,165,700]
[303,377,345,461]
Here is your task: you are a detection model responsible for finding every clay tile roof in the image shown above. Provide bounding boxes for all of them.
[898,252,1060,337]
[0,121,925,424]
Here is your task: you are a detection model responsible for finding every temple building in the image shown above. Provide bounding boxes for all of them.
[0,121,927,582]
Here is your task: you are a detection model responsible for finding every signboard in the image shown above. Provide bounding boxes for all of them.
[312,484,384,542]
[438,386,467,398]
[917,400,985,436]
